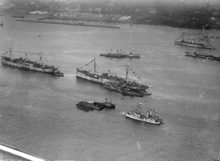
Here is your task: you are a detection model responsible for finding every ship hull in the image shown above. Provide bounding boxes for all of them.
[100,53,140,58]
[1,58,57,75]
[124,113,162,125]
[76,70,113,84]
[185,52,220,61]
[76,101,107,111]
[174,41,214,50]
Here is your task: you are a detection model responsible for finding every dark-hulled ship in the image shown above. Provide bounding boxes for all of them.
[174,32,215,50]
[1,48,64,77]
[185,51,220,61]
[100,49,140,58]
[104,81,151,97]
[76,99,115,112]
[123,103,163,125]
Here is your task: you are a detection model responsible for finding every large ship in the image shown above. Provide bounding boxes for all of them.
[1,48,64,77]
[123,103,163,125]
[76,59,149,92]
[174,32,214,50]
[185,51,220,61]
[100,49,140,58]
[76,58,123,84]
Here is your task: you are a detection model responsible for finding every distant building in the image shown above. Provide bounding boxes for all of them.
[135,9,139,13]
[149,8,156,14]
[94,8,101,13]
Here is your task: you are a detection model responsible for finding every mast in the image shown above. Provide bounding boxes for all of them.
[125,65,129,80]
[94,58,96,73]
[182,31,185,41]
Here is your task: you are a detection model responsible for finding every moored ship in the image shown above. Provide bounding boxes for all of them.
[174,32,214,50]
[76,58,123,84]
[185,51,220,61]
[123,103,163,125]
[76,99,115,112]
[1,48,64,77]
[76,59,149,94]
[100,49,140,58]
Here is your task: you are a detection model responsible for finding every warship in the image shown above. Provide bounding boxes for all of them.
[185,51,220,61]
[174,32,214,50]
[1,48,64,76]
[100,49,140,58]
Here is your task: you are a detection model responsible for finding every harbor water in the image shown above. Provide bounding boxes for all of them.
[0,15,220,161]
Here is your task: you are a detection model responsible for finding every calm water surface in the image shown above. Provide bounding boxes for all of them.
[0,16,220,161]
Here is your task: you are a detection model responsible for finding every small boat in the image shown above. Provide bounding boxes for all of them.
[123,103,163,125]
[100,49,140,58]
[174,32,215,50]
[95,98,115,109]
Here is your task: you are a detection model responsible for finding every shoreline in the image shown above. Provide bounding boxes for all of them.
[16,19,120,29]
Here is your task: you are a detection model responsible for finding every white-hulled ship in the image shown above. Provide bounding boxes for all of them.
[76,59,149,91]
[76,58,123,84]
[123,103,163,125]
[1,48,64,77]
[174,32,215,50]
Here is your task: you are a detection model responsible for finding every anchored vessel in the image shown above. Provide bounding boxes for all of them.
[100,49,140,58]
[76,58,122,84]
[76,99,115,112]
[104,81,151,97]
[1,48,64,76]
[76,59,148,88]
[174,32,214,50]
[123,103,163,125]
[185,51,220,61]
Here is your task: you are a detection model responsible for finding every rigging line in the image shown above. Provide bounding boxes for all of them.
[95,58,116,66]
[128,66,144,82]
[78,59,95,69]
[175,33,184,41]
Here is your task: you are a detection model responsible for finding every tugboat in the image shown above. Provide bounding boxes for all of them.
[76,99,115,112]
[174,32,214,50]
[100,49,140,58]
[1,48,64,77]
[123,103,163,125]
[95,98,115,109]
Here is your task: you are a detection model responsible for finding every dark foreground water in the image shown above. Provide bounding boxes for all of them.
[0,15,220,161]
